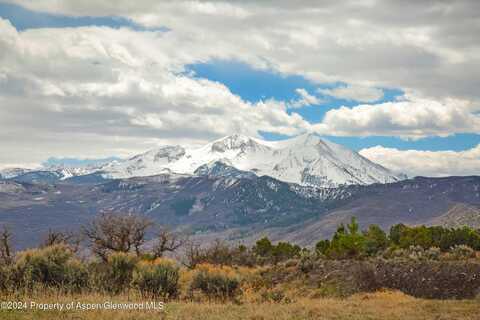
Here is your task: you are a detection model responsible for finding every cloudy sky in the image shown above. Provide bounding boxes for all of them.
[0,0,479,177]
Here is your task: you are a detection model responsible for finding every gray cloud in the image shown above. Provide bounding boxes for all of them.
[0,18,310,167]
[1,1,480,171]
[319,85,384,103]
[7,0,480,102]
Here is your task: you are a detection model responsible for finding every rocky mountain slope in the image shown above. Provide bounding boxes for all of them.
[1,170,478,249]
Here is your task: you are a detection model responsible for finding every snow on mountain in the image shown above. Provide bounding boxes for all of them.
[45,166,101,180]
[99,146,185,179]
[2,133,403,187]
[194,160,256,180]
[1,165,107,182]
[0,168,32,179]
[99,133,404,187]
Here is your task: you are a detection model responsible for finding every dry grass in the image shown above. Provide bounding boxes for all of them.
[1,290,479,320]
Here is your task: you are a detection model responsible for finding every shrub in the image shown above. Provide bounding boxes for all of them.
[298,250,318,273]
[424,247,442,260]
[272,242,301,264]
[253,237,273,257]
[374,259,480,299]
[90,252,137,294]
[12,245,87,292]
[253,237,301,264]
[327,217,366,259]
[190,264,240,301]
[82,213,152,260]
[316,260,378,297]
[0,266,12,292]
[132,259,179,299]
[231,245,257,267]
[0,226,13,265]
[62,259,89,292]
[261,289,286,303]
[381,247,406,259]
[284,259,298,268]
[363,224,388,256]
[315,239,330,255]
[316,281,348,298]
[450,245,475,260]
[389,223,480,251]
[407,245,426,261]
[383,245,443,261]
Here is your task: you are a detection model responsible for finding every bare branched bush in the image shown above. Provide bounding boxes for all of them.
[82,213,153,261]
[0,226,13,265]
[41,229,82,252]
[183,240,257,268]
[151,228,187,258]
[184,241,204,268]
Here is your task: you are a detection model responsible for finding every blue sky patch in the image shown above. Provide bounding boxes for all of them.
[0,2,167,31]
[261,132,480,152]
[189,60,480,152]
[188,59,404,124]
[326,134,480,152]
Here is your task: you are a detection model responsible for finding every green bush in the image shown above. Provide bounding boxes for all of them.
[389,224,480,251]
[90,252,137,294]
[327,217,366,259]
[253,237,301,264]
[12,245,87,292]
[190,266,240,301]
[363,224,388,256]
[132,259,179,299]
[63,259,89,292]
[315,239,330,255]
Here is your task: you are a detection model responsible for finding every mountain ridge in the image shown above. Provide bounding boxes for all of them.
[2,133,404,188]
[1,173,479,249]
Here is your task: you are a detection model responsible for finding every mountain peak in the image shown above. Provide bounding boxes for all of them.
[216,133,252,144]
[290,132,324,145]
[210,134,259,153]
[5,133,405,188]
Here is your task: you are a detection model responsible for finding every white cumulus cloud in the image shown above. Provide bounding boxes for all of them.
[360,145,480,177]
[313,96,480,139]
[0,18,310,167]
[1,1,480,174]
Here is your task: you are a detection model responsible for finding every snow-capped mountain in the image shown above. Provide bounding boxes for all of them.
[98,133,404,187]
[1,133,404,188]
[43,165,104,179]
[0,168,32,179]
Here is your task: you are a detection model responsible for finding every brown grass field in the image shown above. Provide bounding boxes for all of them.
[1,291,480,320]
